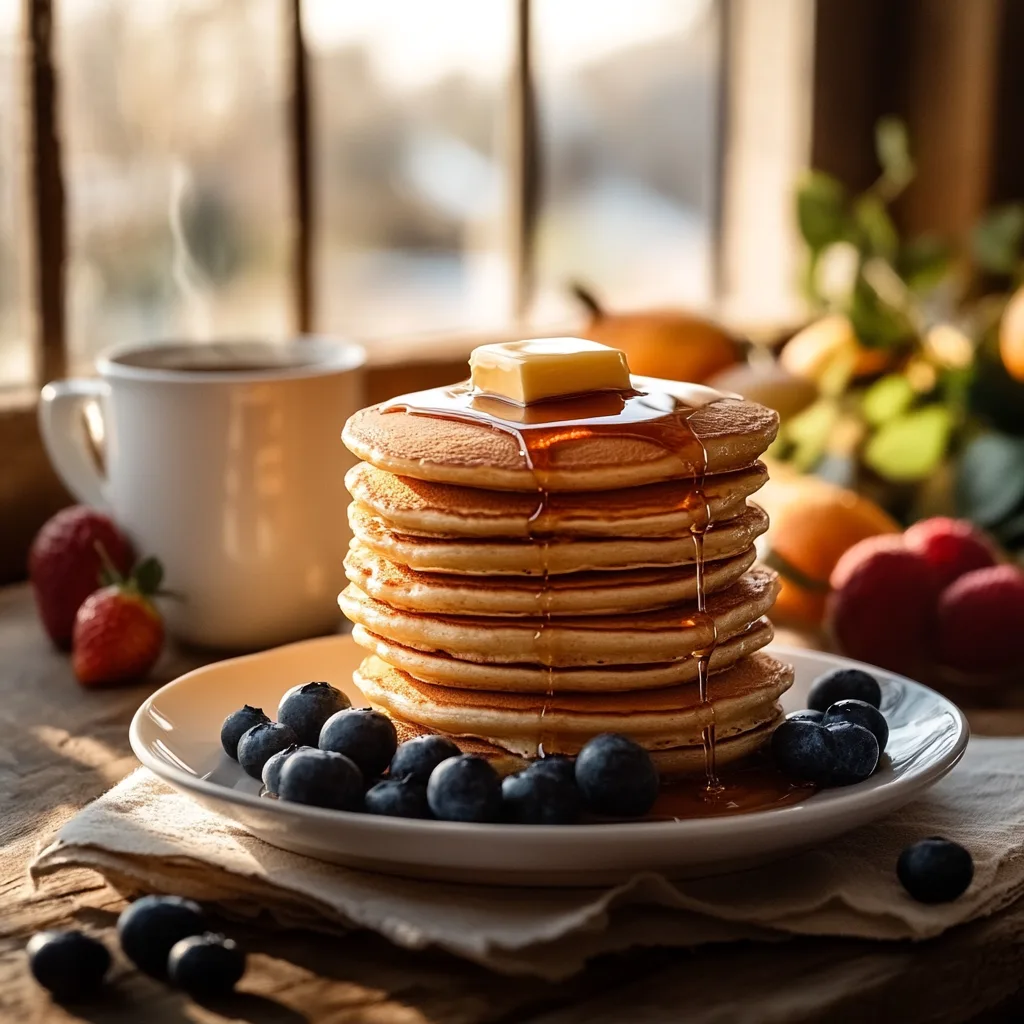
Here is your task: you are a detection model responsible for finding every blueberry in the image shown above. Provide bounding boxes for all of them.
[426,755,503,822]
[502,769,581,824]
[167,933,245,997]
[26,930,111,1000]
[786,709,824,724]
[277,681,351,747]
[574,734,659,817]
[772,718,879,786]
[388,734,461,784]
[825,721,879,785]
[527,755,576,785]
[319,708,398,777]
[897,838,974,903]
[261,743,314,796]
[365,777,432,819]
[236,721,298,780]
[771,719,835,784]
[807,668,881,713]
[220,705,270,759]
[277,749,364,810]
[117,895,206,977]
[823,699,889,753]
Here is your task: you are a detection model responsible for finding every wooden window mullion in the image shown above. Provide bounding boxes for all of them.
[25,0,66,384]
[509,0,539,324]
[288,0,313,334]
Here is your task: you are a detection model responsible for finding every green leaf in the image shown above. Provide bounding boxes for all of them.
[993,508,1024,549]
[875,117,915,190]
[864,405,953,482]
[796,171,849,252]
[847,272,913,350]
[133,556,165,596]
[862,374,915,427]
[783,399,839,472]
[853,195,898,261]
[972,204,1024,275]
[897,235,953,292]
[955,432,1024,526]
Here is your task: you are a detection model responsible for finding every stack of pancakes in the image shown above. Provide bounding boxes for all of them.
[339,382,793,777]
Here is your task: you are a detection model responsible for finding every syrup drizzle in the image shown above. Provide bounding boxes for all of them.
[382,380,728,784]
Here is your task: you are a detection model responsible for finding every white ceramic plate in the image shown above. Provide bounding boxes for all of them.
[130,638,969,885]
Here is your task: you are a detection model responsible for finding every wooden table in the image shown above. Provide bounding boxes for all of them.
[1,583,1022,1024]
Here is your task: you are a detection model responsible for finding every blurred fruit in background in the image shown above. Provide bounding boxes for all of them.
[571,283,740,383]
[705,360,817,422]
[822,516,1024,684]
[758,472,899,628]
[827,534,940,677]
[780,314,892,386]
[998,285,1024,382]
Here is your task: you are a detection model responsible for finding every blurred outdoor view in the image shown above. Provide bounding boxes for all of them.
[0,0,718,380]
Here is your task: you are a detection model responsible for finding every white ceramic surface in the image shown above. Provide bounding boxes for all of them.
[38,338,365,650]
[129,637,969,886]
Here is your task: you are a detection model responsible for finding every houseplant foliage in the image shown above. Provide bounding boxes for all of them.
[774,118,1024,554]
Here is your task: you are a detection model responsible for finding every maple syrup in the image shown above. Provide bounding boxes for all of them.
[382,379,728,782]
[646,759,815,821]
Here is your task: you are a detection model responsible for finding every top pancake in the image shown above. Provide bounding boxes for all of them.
[345,461,768,538]
[343,380,779,491]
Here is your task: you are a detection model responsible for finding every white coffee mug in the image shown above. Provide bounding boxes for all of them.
[39,338,365,651]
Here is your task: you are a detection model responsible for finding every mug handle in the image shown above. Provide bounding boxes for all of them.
[38,379,112,509]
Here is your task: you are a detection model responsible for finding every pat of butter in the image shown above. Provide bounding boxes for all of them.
[469,338,631,404]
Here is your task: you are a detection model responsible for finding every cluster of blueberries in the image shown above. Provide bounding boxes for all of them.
[773,666,974,904]
[222,681,661,824]
[27,895,243,1003]
[771,667,889,786]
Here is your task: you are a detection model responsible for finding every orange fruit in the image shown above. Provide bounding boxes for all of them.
[761,479,900,627]
[780,315,892,385]
[999,286,1024,382]
[579,311,738,384]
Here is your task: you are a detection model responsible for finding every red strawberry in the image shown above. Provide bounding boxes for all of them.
[827,535,940,675]
[29,506,134,649]
[937,564,1024,674]
[72,557,165,688]
[904,517,997,591]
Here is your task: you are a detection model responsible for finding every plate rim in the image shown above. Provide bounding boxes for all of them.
[129,640,970,841]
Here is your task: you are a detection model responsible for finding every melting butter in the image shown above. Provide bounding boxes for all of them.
[469,338,631,405]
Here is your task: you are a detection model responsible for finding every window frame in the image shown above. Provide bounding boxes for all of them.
[5,0,1017,582]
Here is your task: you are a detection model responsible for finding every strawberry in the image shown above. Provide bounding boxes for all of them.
[29,506,134,649]
[903,517,998,591]
[72,557,165,688]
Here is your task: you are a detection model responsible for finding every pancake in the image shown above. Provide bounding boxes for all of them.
[342,382,779,491]
[355,652,793,759]
[352,617,774,691]
[345,461,768,538]
[349,501,769,575]
[345,544,757,616]
[339,568,780,666]
[390,713,783,778]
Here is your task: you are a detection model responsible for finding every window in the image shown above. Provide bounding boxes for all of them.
[304,1,514,339]
[5,0,1020,580]
[531,0,720,322]
[58,0,294,371]
[0,0,30,388]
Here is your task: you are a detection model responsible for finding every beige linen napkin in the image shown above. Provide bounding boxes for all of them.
[31,738,1024,980]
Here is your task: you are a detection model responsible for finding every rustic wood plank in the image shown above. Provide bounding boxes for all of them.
[0,583,1022,1023]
